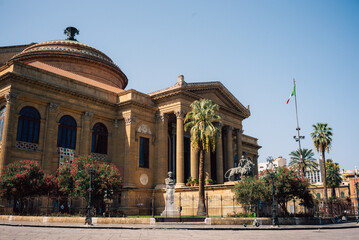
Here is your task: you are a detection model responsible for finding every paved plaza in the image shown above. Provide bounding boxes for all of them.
[0,224,359,240]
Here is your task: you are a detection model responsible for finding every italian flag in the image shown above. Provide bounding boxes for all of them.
[286,84,296,104]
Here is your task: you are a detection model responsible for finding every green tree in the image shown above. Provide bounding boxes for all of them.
[57,156,123,210]
[261,167,314,215]
[0,160,55,213]
[289,148,318,177]
[311,123,333,203]
[326,159,342,199]
[232,176,270,213]
[184,99,222,216]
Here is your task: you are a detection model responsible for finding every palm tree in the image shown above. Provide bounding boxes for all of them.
[310,123,333,203]
[184,99,222,216]
[289,148,318,177]
[326,159,342,199]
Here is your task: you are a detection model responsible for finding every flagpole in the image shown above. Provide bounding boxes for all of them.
[293,78,304,176]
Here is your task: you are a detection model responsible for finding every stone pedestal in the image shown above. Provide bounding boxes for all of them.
[161,172,180,217]
[160,186,180,217]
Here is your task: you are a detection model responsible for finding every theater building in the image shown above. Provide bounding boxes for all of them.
[0,30,260,211]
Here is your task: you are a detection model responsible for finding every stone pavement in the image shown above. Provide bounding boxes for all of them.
[0,223,359,240]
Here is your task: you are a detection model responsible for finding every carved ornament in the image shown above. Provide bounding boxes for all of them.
[4,93,18,104]
[48,103,60,112]
[174,110,186,119]
[125,116,136,125]
[137,124,152,135]
[83,111,93,120]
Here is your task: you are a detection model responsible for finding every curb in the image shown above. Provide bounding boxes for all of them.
[0,222,358,231]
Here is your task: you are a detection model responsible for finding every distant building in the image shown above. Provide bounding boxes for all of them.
[305,159,322,184]
[258,156,286,172]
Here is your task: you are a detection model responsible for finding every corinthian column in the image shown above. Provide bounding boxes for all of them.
[226,126,234,171]
[216,124,224,184]
[0,93,18,175]
[190,146,199,180]
[175,110,185,187]
[155,113,169,187]
[235,128,243,166]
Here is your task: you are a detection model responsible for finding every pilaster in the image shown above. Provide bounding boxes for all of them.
[0,93,18,174]
[42,102,60,173]
[81,111,93,155]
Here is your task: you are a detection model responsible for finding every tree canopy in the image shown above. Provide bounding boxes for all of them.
[326,159,342,198]
[289,148,318,176]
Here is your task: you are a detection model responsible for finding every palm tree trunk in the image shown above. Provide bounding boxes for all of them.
[197,149,206,216]
[332,187,336,198]
[322,150,328,203]
[301,164,305,177]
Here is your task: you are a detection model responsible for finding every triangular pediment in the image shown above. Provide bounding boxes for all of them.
[149,80,250,119]
[184,82,250,118]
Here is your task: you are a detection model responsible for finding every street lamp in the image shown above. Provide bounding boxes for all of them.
[85,167,94,225]
[266,157,279,227]
[354,169,359,224]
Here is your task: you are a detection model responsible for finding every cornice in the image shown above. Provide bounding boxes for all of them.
[1,70,118,108]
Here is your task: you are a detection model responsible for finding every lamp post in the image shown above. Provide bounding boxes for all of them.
[267,157,279,226]
[85,167,94,225]
[354,169,359,224]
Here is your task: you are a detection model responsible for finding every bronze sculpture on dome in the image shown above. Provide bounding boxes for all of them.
[64,27,79,41]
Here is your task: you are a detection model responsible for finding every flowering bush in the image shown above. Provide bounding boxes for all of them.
[0,160,56,212]
[57,155,123,208]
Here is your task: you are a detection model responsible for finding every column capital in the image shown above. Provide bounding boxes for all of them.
[225,126,234,132]
[83,111,93,120]
[113,119,120,128]
[124,116,136,125]
[234,128,244,135]
[175,110,186,119]
[156,112,168,123]
[5,93,18,104]
[48,102,60,112]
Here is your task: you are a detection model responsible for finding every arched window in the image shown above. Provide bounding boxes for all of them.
[0,106,6,143]
[57,115,77,149]
[91,123,108,154]
[16,106,40,143]
[341,192,345,199]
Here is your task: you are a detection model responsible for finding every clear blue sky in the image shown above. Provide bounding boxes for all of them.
[1,0,358,170]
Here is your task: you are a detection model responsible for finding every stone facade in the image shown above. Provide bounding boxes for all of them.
[0,37,261,208]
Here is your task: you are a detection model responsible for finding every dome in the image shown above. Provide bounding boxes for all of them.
[11,40,128,89]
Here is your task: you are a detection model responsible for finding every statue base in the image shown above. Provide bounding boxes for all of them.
[160,210,180,217]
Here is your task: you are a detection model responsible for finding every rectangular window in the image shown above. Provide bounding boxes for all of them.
[139,137,149,168]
